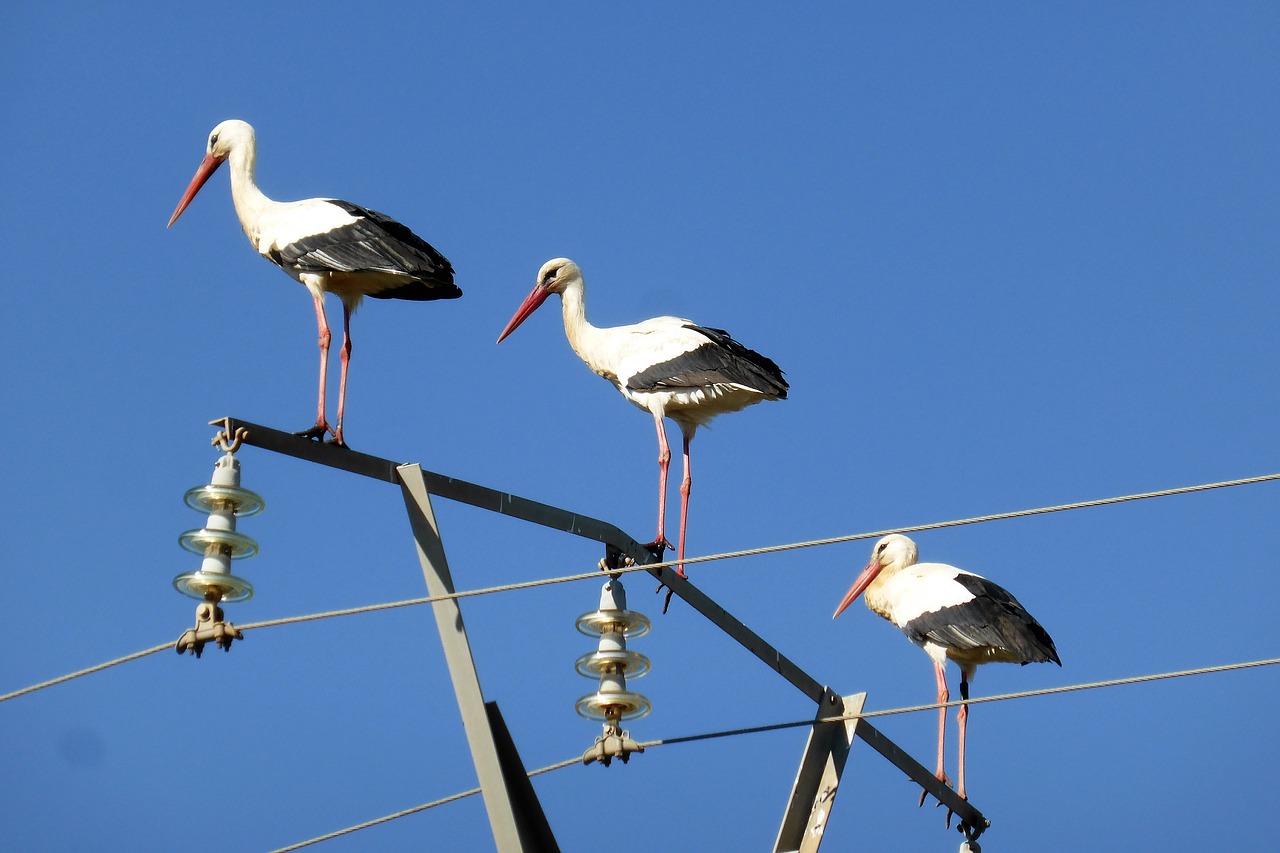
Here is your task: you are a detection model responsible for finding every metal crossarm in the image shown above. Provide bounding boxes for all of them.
[215,416,990,849]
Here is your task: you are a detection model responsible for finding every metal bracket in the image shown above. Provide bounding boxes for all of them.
[209,417,249,453]
[959,819,985,850]
[175,597,244,657]
[598,543,630,575]
[774,690,865,853]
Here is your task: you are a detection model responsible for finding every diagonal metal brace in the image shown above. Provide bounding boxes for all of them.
[397,464,556,852]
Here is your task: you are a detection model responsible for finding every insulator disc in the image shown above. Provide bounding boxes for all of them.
[575,649,651,679]
[173,570,254,603]
[178,528,260,559]
[575,609,651,638]
[184,484,265,517]
[575,690,651,722]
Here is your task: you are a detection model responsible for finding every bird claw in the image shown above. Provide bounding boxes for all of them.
[657,583,676,614]
[917,772,952,807]
[917,775,962,829]
[640,538,671,561]
[294,423,334,441]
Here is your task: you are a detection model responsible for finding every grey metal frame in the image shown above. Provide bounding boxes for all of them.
[216,417,989,849]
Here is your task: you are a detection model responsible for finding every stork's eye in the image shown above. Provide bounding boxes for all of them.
[542,271,557,286]
[209,133,219,147]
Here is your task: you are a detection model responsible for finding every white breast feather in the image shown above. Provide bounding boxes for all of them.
[880,562,981,626]
[254,199,359,256]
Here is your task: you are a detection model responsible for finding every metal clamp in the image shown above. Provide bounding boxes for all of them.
[175,596,245,657]
[581,723,645,767]
[958,819,986,851]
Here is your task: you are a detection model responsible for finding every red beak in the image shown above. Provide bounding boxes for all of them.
[167,152,224,227]
[832,558,882,619]
[496,284,552,343]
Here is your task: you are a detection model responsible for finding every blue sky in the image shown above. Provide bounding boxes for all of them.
[2,2,1278,850]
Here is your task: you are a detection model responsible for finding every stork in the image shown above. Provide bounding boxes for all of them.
[168,119,459,446]
[833,533,1060,804]
[497,259,787,608]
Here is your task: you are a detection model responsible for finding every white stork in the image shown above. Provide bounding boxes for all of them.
[833,533,1060,803]
[497,258,787,608]
[168,119,459,446]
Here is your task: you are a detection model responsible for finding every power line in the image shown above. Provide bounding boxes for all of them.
[267,756,583,853]
[0,642,173,704]
[856,655,1280,719]
[3,470,1277,705]
[638,470,1280,573]
[642,655,1280,748]
[266,655,1280,850]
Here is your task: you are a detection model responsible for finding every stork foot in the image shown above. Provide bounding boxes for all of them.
[643,539,682,613]
[918,774,962,828]
[325,433,348,448]
[641,538,671,561]
[917,773,954,808]
[294,422,334,441]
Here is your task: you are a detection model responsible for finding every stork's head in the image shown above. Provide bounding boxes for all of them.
[167,119,255,227]
[205,119,254,160]
[832,533,919,618]
[496,258,582,343]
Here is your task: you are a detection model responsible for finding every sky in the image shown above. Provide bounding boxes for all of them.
[2,2,1278,850]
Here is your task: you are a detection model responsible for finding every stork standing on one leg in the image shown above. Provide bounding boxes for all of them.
[497,259,787,606]
[833,533,1060,803]
[168,119,459,446]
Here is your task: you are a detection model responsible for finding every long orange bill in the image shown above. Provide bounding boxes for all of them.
[832,558,882,618]
[496,284,551,343]
[167,152,224,227]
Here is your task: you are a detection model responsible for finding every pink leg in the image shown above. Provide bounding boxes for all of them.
[675,428,693,578]
[297,294,335,440]
[651,413,671,548]
[920,659,952,806]
[956,666,974,800]
[331,302,353,446]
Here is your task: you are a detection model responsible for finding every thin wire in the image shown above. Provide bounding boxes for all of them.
[0,642,173,704]
[267,656,1279,850]
[855,655,1280,720]
[4,471,1277,704]
[267,756,582,853]
[644,470,1280,573]
[268,788,481,853]
[638,656,1280,749]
